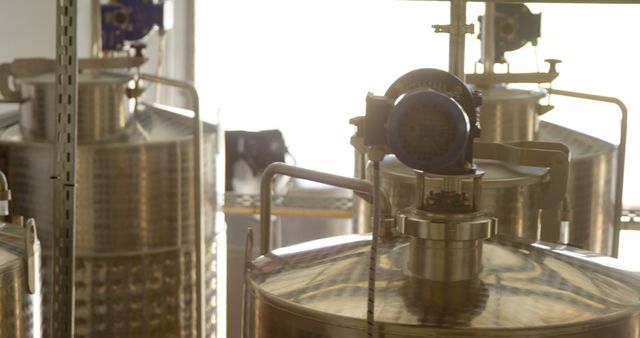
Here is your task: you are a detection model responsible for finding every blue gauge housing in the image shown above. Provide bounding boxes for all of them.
[359,68,480,174]
[102,0,170,51]
[387,89,470,173]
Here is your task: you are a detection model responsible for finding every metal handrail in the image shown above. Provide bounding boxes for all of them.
[138,73,205,337]
[259,162,388,255]
[547,88,627,258]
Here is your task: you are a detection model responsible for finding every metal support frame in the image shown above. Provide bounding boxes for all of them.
[366,160,382,337]
[449,0,467,80]
[91,0,102,57]
[547,88,627,258]
[52,0,78,336]
[480,2,496,73]
[139,73,205,337]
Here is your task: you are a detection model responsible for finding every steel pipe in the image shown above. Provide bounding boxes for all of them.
[449,0,467,80]
[481,2,496,74]
[260,162,387,255]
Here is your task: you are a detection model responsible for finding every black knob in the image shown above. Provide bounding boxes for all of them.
[131,43,147,58]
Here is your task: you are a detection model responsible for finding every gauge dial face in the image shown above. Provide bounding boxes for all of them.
[396,102,457,164]
[385,68,476,121]
[385,68,478,173]
[387,89,469,172]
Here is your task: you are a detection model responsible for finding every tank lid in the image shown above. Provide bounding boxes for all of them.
[249,235,640,335]
[479,86,546,102]
[381,156,547,187]
[17,71,131,85]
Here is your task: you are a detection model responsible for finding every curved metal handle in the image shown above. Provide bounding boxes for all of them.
[546,88,627,257]
[137,73,206,337]
[259,162,390,255]
[474,141,570,209]
[26,218,40,295]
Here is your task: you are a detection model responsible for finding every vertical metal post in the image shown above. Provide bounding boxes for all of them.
[449,0,467,80]
[53,0,78,336]
[366,160,382,337]
[194,81,205,338]
[481,2,496,74]
[91,0,102,57]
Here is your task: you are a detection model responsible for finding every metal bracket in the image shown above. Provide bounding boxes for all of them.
[432,23,475,34]
[465,71,559,86]
[474,141,570,210]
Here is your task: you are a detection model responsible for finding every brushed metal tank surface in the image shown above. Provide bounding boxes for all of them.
[18,72,130,142]
[356,156,547,239]
[477,87,545,142]
[245,234,640,337]
[0,108,219,338]
[538,121,617,255]
[0,222,41,338]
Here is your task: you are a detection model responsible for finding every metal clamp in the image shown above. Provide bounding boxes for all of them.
[474,141,569,209]
[432,23,475,34]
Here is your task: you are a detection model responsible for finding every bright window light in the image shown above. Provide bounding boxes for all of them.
[196,2,639,207]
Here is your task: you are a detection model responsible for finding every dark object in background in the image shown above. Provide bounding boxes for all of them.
[101,0,172,51]
[225,130,289,192]
[478,3,541,63]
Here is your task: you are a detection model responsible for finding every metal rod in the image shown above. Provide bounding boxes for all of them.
[481,2,496,74]
[259,162,376,255]
[91,0,102,57]
[366,161,381,337]
[547,88,627,257]
[449,0,467,80]
[139,73,205,337]
[240,227,253,338]
[52,0,78,336]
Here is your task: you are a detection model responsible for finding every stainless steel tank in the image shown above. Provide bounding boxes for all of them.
[356,156,549,240]
[18,72,131,142]
[244,69,634,337]
[477,86,545,142]
[0,219,41,338]
[244,234,640,337]
[539,121,617,255]
[0,73,219,337]
[0,173,42,338]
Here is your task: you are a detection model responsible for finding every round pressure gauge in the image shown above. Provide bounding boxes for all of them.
[387,89,470,172]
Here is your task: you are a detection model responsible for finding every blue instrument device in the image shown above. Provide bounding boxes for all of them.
[364,68,482,175]
[101,0,173,51]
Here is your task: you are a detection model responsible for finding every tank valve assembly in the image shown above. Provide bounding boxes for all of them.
[353,68,495,282]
